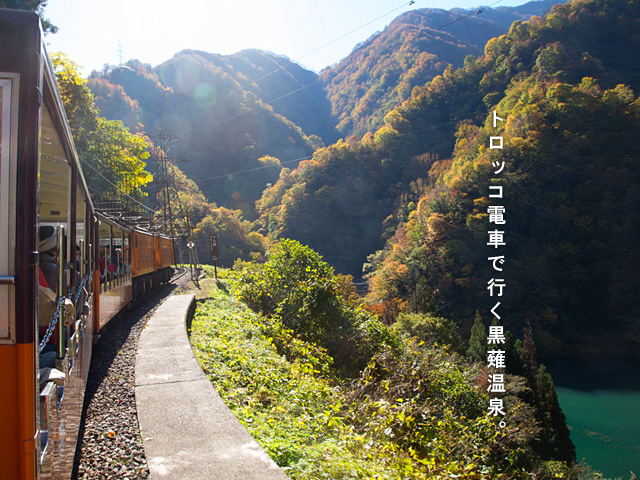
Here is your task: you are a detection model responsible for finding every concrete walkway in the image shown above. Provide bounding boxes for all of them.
[135,294,289,479]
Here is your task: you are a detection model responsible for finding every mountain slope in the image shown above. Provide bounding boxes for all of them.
[258,0,640,356]
[89,51,332,211]
[320,0,566,137]
[87,2,565,213]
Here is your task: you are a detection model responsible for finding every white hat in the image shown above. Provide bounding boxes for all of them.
[39,226,57,253]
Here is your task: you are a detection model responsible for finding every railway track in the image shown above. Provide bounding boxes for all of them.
[170,265,190,283]
[72,269,191,479]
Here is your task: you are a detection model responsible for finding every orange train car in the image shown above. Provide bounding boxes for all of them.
[95,214,133,330]
[0,10,175,479]
[0,10,98,478]
[131,230,174,297]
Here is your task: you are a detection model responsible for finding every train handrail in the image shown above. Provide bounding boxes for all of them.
[74,272,93,304]
[38,297,64,354]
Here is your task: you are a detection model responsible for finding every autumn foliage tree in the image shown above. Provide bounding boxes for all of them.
[51,54,152,201]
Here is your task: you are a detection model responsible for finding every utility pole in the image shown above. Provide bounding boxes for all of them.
[148,126,200,284]
[117,41,124,67]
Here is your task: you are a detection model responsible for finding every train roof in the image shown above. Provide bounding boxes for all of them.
[95,211,174,240]
[1,9,175,242]
[0,8,95,221]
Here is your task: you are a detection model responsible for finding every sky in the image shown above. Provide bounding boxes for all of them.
[44,0,533,77]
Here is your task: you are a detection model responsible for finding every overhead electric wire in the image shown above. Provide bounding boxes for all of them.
[80,157,156,214]
[164,0,524,186]
[253,0,417,84]
[193,154,314,184]
[600,71,640,87]
[198,64,640,185]
[130,0,640,200]
[436,0,505,30]
[193,1,419,134]
[193,118,464,185]
[184,0,513,143]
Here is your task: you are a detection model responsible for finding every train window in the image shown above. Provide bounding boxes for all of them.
[40,101,72,328]
[0,74,19,343]
[40,106,71,227]
[76,185,87,277]
[98,221,111,288]
[112,228,123,279]
[123,233,130,275]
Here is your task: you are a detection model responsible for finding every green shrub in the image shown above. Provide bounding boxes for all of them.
[191,271,582,479]
[392,312,463,353]
[236,239,399,375]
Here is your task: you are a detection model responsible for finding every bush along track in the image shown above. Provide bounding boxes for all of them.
[189,245,587,479]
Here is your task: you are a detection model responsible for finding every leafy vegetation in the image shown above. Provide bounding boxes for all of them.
[32,0,640,475]
[190,243,583,478]
[235,239,396,375]
[52,54,152,202]
[193,206,268,267]
[321,3,563,137]
[363,0,640,357]
[320,9,503,137]
[85,3,557,216]
[256,0,640,357]
[87,51,335,211]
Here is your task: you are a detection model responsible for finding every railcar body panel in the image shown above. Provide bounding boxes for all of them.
[0,12,40,478]
[96,215,132,330]
[0,9,97,479]
[131,230,156,277]
[131,230,173,296]
[0,10,175,479]
[0,20,22,478]
[155,235,174,270]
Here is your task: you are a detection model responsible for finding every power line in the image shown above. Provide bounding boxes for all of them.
[180,0,513,144]
[185,1,419,136]
[193,118,464,185]
[107,0,520,193]
[193,154,314,185]
[253,1,417,84]
[436,0,506,30]
[79,157,155,214]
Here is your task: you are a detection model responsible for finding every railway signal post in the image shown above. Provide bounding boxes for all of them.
[209,234,219,279]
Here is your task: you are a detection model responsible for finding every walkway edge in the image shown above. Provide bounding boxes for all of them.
[135,293,289,479]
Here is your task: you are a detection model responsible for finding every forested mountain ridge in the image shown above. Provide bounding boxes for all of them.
[88,50,333,211]
[156,48,338,144]
[258,0,640,357]
[320,0,564,137]
[87,1,561,214]
[83,0,640,358]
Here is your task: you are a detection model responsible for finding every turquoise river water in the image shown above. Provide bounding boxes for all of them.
[545,357,640,479]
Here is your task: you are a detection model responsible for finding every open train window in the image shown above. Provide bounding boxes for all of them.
[0,74,19,344]
[112,227,123,280]
[39,101,71,298]
[39,98,79,369]
[98,221,111,288]
[123,233,130,275]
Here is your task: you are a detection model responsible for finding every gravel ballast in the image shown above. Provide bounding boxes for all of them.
[72,275,188,480]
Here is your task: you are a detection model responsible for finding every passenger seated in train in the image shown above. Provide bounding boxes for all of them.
[37,226,75,372]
